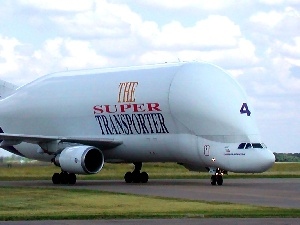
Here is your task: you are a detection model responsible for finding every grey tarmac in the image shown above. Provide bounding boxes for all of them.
[0,179,299,224]
[0,178,299,208]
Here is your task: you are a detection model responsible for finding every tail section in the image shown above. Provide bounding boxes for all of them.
[0,80,18,99]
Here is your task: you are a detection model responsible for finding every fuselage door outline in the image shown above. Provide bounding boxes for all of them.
[204,145,210,156]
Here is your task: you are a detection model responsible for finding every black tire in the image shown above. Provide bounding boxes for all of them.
[52,173,61,184]
[211,175,217,185]
[68,173,77,185]
[60,172,69,184]
[124,172,133,183]
[140,172,149,183]
[132,171,141,183]
[216,175,223,186]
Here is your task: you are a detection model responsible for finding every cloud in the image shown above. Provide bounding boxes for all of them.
[137,38,258,69]
[259,0,300,5]
[0,2,260,85]
[61,39,108,68]
[250,10,284,28]
[144,16,241,50]
[50,1,140,39]
[0,35,23,77]
[0,36,109,85]
[142,0,235,10]
[289,66,300,78]
[18,0,94,12]
[281,37,300,59]
[0,42,40,85]
[32,38,110,73]
[271,57,300,93]
[26,1,255,70]
[0,2,295,90]
[249,7,300,38]
[51,7,244,51]
[0,0,299,155]
[244,6,300,115]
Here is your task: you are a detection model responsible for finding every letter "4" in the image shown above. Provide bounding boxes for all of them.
[240,103,251,116]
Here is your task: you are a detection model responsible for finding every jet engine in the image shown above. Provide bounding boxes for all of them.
[54,145,104,174]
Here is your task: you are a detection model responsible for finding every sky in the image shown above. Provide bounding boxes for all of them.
[0,0,299,156]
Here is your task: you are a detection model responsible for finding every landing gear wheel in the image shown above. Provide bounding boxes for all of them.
[52,171,77,185]
[216,175,223,186]
[60,172,69,184]
[140,172,149,183]
[124,163,149,184]
[210,175,217,185]
[210,167,225,186]
[124,172,133,183]
[68,173,77,185]
[132,171,141,183]
[52,173,60,184]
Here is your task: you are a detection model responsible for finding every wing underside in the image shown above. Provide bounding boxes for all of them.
[0,132,123,152]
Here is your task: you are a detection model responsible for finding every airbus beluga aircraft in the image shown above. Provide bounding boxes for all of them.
[0,62,275,185]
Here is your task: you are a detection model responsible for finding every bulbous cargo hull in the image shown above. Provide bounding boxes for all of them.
[0,62,275,185]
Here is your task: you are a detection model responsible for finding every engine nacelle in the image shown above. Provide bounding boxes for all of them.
[54,146,104,174]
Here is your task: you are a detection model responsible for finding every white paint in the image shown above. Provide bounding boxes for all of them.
[0,62,275,174]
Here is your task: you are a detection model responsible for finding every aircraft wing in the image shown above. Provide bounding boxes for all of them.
[0,132,123,150]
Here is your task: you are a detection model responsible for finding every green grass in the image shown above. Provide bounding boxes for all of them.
[0,163,299,220]
[0,187,299,220]
[0,162,299,181]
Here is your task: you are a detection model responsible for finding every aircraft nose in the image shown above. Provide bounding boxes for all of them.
[262,150,275,171]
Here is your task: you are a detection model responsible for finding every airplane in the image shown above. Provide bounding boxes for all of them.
[0,80,18,99]
[0,61,275,185]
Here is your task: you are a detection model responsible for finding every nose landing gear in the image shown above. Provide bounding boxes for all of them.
[210,174,223,185]
[209,167,225,186]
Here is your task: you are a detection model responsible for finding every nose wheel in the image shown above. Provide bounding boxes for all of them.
[209,167,224,186]
[210,175,223,185]
[124,162,149,183]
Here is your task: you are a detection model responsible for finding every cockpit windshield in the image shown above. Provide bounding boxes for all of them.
[252,143,264,148]
[245,143,252,149]
[238,143,267,149]
[238,143,246,149]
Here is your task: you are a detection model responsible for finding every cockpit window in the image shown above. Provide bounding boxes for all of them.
[245,143,252,149]
[262,143,267,148]
[238,143,246,149]
[252,143,263,148]
[238,142,267,149]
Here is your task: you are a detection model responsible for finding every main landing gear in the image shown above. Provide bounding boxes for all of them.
[124,162,149,183]
[52,171,77,185]
[210,168,224,186]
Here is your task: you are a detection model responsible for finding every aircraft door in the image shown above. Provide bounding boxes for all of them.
[197,137,213,165]
[203,144,210,156]
[197,137,229,169]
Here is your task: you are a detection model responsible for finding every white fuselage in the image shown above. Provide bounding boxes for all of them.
[0,62,275,173]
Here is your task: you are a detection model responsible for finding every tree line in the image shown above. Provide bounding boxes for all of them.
[274,153,300,162]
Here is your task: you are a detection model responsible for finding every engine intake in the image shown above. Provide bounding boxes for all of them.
[54,146,104,174]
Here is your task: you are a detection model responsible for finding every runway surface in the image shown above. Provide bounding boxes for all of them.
[1,218,300,225]
[0,178,299,208]
[0,178,299,225]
